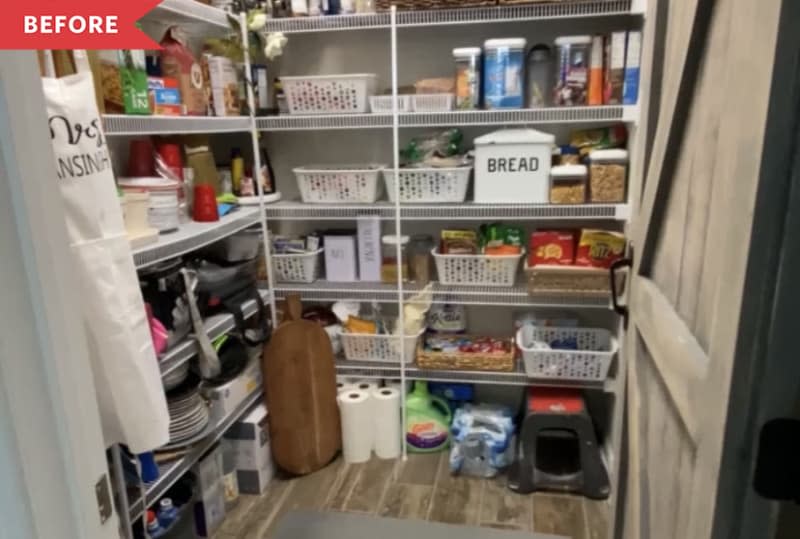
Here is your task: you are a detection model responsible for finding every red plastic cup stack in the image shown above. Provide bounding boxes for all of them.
[192,184,219,222]
[127,139,155,177]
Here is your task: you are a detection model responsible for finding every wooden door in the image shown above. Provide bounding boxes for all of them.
[623,0,786,537]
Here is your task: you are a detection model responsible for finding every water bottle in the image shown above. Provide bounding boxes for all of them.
[146,510,166,538]
[156,498,179,529]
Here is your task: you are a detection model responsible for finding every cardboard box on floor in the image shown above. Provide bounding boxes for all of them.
[224,403,275,495]
[193,445,226,538]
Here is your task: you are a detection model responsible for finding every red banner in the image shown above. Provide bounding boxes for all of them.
[0,0,162,50]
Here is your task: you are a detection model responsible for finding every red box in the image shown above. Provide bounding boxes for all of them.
[528,231,576,267]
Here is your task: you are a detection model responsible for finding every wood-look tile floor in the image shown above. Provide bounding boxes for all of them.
[213,453,609,539]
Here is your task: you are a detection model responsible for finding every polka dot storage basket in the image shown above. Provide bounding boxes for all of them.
[517,326,617,382]
[281,74,378,115]
[383,167,471,203]
[338,325,425,364]
[432,249,525,287]
[293,165,385,203]
[272,249,323,283]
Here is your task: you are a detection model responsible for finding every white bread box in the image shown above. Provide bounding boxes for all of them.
[473,128,555,203]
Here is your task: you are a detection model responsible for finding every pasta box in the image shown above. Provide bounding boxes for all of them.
[474,128,555,203]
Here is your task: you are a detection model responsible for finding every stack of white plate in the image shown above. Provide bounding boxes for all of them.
[167,390,210,446]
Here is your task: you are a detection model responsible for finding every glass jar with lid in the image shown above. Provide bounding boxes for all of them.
[381,235,410,283]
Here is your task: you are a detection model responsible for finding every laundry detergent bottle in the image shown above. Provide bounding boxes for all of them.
[406,381,452,452]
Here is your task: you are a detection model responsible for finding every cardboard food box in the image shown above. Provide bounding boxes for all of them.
[148,77,183,116]
[224,404,275,495]
[528,230,576,267]
[206,55,241,117]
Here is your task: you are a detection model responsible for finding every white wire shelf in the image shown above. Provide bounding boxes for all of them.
[133,207,261,270]
[128,386,263,521]
[257,106,634,131]
[263,0,636,33]
[141,0,234,34]
[336,359,614,390]
[158,289,271,380]
[273,281,610,308]
[262,200,629,221]
[103,115,250,136]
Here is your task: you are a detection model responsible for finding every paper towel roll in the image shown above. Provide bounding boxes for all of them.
[337,382,358,394]
[383,379,411,394]
[370,387,402,459]
[337,389,373,463]
[351,379,380,393]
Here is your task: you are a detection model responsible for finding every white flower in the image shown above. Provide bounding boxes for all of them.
[248,13,267,31]
[264,32,288,60]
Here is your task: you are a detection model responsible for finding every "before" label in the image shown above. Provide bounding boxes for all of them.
[23,16,119,35]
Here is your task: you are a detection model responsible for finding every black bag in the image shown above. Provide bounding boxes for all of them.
[192,258,271,347]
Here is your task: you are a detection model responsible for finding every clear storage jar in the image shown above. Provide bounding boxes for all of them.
[589,149,628,203]
[453,47,482,110]
[408,234,435,285]
[553,35,592,106]
[550,164,588,204]
[483,38,527,109]
[526,44,552,108]
[381,235,409,283]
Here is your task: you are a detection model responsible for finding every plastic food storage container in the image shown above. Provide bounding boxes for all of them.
[118,177,180,233]
[483,38,527,109]
[408,234,435,285]
[553,35,592,106]
[381,235,409,283]
[453,47,482,110]
[473,128,555,203]
[589,149,628,203]
[526,44,552,108]
[550,164,588,204]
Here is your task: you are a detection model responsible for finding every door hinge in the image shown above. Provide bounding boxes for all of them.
[753,418,800,503]
[610,257,632,324]
[95,474,113,523]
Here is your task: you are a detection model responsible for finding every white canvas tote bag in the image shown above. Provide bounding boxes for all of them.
[42,63,169,453]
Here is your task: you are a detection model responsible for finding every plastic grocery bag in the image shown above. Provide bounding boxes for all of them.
[42,65,169,453]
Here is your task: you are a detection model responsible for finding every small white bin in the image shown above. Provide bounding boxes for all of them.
[432,249,525,287]
[272,249,323,283]
[281,74,377,115]
[294,165,385,203]
[383,167,471,203]
[473,128,555,203]
[369,95,412,113]
[411,94,454,112]
[517,326,617,382]
[339,327,424,364]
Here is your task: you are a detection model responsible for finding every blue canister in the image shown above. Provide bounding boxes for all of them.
[483,38,527,109]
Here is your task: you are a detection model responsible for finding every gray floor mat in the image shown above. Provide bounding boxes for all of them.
[272,510,568,539]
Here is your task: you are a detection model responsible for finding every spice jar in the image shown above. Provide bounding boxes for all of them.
[408,234,435,285]
[381,235,410,283]
[589,149,628,203]
[550,164,588,204]
[453,47,482,110]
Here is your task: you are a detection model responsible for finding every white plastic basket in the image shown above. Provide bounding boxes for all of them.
[432,249,525,287]
[411,94,454,112]
[369,95,412,113]
[272,249,323,283]
[383,167,471,203]
[339,327,425,364]
[517,326,617,382]
[281,74,377,114]
[293,165,385,203]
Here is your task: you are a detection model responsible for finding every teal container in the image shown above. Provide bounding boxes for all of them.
[405,382,452,453]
